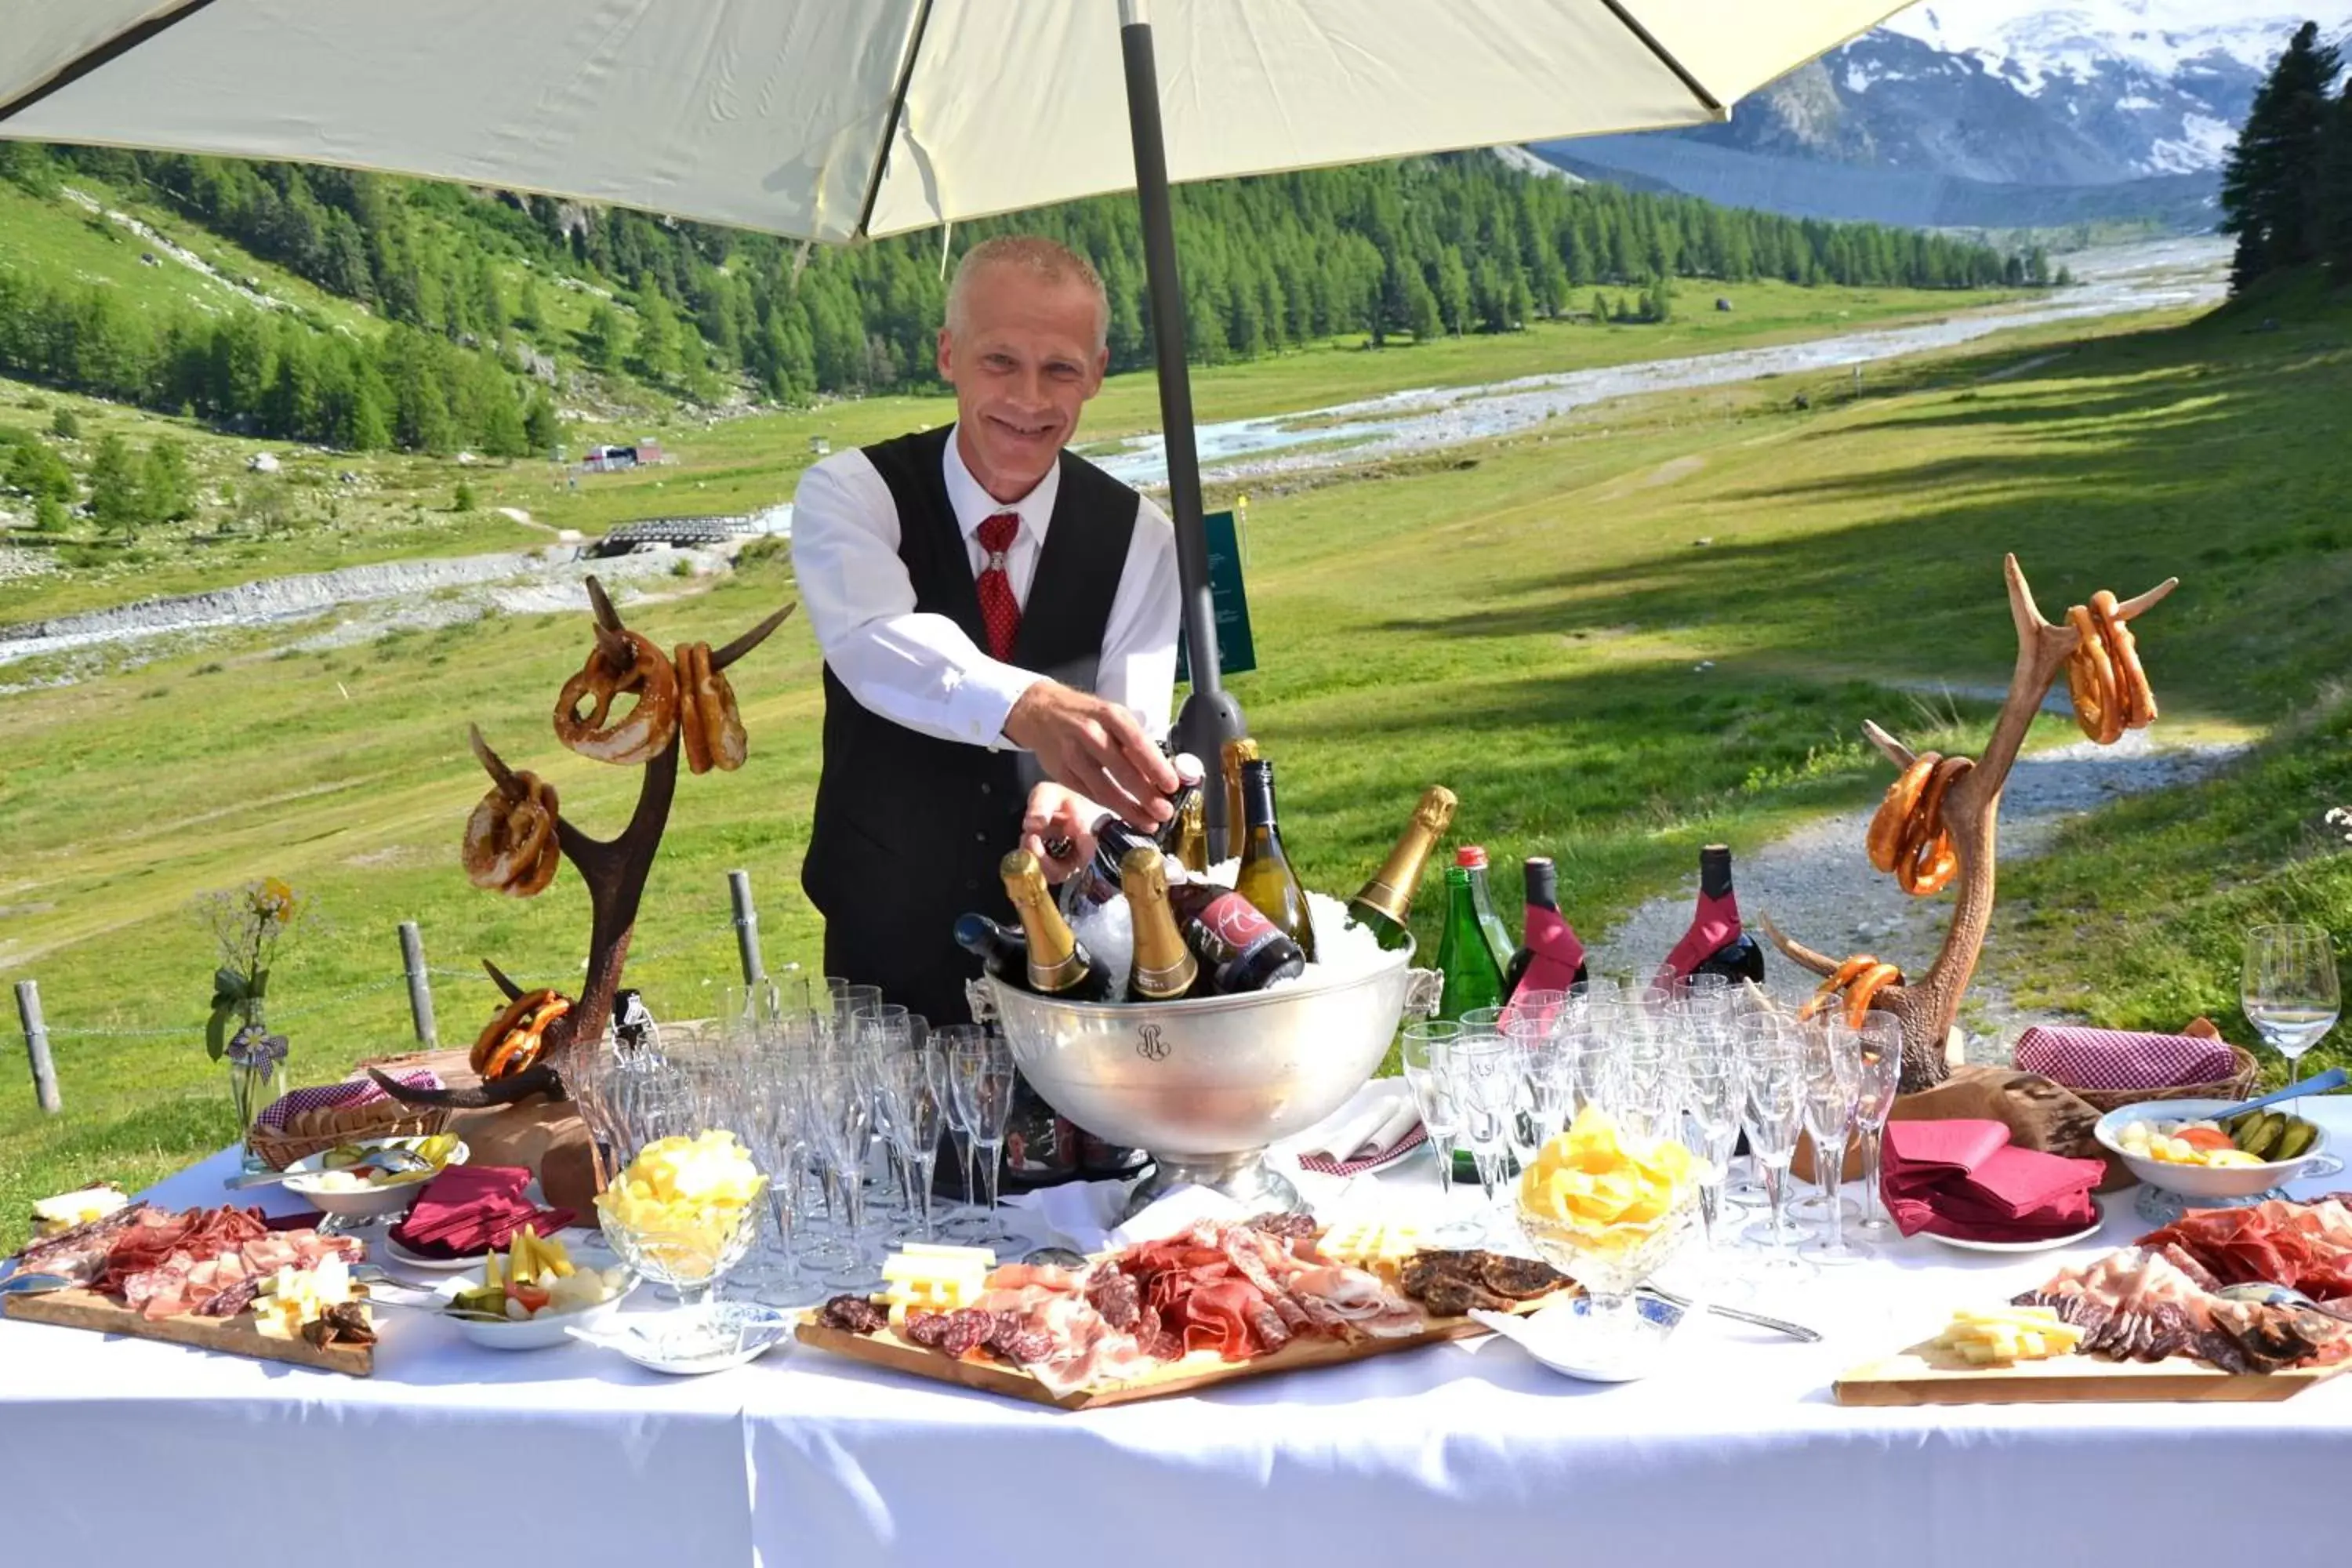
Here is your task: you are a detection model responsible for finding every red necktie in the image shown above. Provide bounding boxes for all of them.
[975,511,1022,661]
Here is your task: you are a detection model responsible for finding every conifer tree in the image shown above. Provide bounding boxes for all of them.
[2220,22,2344,291]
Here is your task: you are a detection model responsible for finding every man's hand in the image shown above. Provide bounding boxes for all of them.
[1021,782,1105,883]
[1002,682,1178,831]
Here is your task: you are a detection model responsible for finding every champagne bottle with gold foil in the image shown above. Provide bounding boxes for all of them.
[1000,850,1111,1001]
[1346,786,1457,951]
[1235,758,1317,963]
[1120,847,1203,1002]
[1172,778,1209,874]
[1220,736,1259,863]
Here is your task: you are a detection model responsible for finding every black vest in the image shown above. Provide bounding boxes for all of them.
[800,426,1138,1021]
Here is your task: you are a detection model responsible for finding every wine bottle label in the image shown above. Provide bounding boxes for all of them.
[1169,885,1304,989]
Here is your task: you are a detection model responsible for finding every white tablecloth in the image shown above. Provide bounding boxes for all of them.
[8,1095,2352,1566]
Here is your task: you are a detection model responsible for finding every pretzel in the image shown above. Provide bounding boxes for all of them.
[2064,589,2158,744]
[1865,751,1972,897]
[1799,955,1904,1025]
[463,772,561,896]
[554,629,679,765]
[467,988,571,1082]
[1896,756,1973,898]
[1867,756,1939,873]
[673,640,748,776]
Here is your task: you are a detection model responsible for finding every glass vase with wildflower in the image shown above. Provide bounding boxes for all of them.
[195,877,309,1162]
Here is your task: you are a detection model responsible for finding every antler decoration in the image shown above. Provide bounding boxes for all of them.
[1762,554,2176,1092]
[374,575,793,1109]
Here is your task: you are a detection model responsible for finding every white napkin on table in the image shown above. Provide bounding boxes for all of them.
[1300,1083,1421,1163]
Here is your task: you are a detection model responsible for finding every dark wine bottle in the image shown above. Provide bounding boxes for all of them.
[1235,758,1317,963]
[1121,848,1203,1001]
[1000,850,1112,1001]
[1661,843,1766,985]
[1168,881,1307,993]
[953,913,1029,982]
[1502,856,1589,999]
[1345,786,1456,950]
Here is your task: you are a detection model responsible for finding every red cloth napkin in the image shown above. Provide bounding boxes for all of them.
[2013,1025,2235,1091]
[1882,1120,2104,1242]
[387,1165,573,1258]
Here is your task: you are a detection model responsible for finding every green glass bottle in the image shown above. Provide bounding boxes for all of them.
[1455,845,1516,978]
[1235,758,1317,964]
[1435,862,1504,1021]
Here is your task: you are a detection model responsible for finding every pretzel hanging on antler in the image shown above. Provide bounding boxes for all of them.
[1762,554,2178,1093]
[376,577,794,1111]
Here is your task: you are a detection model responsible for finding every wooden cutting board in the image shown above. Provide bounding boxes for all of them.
[797,1292,1566,1411]
[1835,1338,2345,1406]
[2,1287,372,1377]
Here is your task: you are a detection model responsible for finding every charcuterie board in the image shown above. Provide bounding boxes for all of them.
[1834,1340,2344,1406]
[797,1293,1566,1411]
[2,1287,372,1377]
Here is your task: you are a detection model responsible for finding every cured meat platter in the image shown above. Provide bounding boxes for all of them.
[796,1221,1579,1411]
[797,1293,1552,1410]
[3,1286,372,1377]
[1834,1339,2343,1406]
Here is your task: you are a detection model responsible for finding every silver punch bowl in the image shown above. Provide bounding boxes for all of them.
[971,942,1439,1218]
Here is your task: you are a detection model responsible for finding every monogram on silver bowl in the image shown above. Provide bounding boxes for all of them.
[969,942,1442,1218]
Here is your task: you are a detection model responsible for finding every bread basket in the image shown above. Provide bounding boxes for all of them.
[249,1073,451,1170]
[2062,1044,2261,1116]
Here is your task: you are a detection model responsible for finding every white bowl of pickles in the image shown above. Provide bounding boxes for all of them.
[438,1229,634,1351]
[281,1134,466,1220]
[2095,1099,2329,1200]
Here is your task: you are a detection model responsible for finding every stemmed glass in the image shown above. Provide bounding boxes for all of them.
[1850,1011,1903,1236]
[1400,1020,1466,1212]
[1678,1047,1746,1268]
[1453,1033,1521,1235]
[2244,924,2342,1178]
[949,1031,1021,1250]
[880,1044,946,1242]
[1798,1022,1871,1265]
[808,1048,884,1290]
[1737,1014,1813,1279]
[931,1025,996,1241]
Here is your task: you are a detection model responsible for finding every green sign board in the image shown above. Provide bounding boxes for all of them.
[1175,507,1256,683]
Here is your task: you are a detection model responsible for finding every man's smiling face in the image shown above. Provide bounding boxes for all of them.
[938,263,1107,503]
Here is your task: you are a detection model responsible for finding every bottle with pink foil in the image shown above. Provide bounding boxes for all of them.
[1658,844,1766,986]
[1502,855,1589,1000]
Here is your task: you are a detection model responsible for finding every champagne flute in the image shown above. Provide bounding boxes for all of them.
[1737,1015,1813,1279]
[1798,1022,1871,1265]
[1849,1011,1902,1236]
[2243,924,2342,1177]
[950,1033,1021,1249]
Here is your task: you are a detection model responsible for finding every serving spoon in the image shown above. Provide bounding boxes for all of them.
[223,1146,433,1191]
[2204,1067,2350,1125]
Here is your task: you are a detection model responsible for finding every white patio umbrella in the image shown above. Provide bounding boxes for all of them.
[1,0,1911,844]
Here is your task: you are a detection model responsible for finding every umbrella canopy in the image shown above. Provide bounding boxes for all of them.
[5,1,1902,242]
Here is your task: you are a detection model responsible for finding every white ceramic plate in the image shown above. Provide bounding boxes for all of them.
[432,1272,635,1350]
[380,1233,487,1272]
[568,1303,793,1374]
[1919,1197,2107,1254]
[1469,1295,1686,1383]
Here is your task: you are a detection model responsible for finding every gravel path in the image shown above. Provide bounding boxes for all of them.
[1586,731,2246,1033]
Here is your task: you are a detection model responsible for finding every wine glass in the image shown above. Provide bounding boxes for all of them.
[1451,1034,1520,1240]
[1798,1022,1871,1265]
[1736,1015,1813,1278]
[1677,1047,1746,1269]
[1849,1011,1902,1236]
[2244,924,2342,1176]
[808,1051,884,1290]
[931,1025,994,1240]
[949,1032,1022,1250]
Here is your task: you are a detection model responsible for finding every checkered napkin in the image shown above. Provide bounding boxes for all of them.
[255,1069,444,1132]
[1294,1085,1427,1177]
[2013,1025,2236,1092]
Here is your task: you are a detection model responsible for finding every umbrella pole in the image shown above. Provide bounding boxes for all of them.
[1121,9,1246,858]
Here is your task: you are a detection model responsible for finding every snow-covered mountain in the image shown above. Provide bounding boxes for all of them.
[1536,4,2346,230]
[1877,2,2340,176]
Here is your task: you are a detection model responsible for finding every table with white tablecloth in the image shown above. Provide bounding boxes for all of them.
[7,1093,2350,1567]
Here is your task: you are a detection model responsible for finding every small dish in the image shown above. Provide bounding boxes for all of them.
[1471,1293,1686,1383]
[428,1243,634,1351]
[281,1137,468,1221]
[2093,1100,2328,1200]
[381,1234,488,1272]
[1920,1197,2107,1254]
[568,1302,793,1374]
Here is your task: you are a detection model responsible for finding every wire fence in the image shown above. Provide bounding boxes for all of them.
[12,873,782,1108]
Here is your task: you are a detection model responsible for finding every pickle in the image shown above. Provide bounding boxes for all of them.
[2239,1112,2285,1160]
[2276,1119,2318,1162]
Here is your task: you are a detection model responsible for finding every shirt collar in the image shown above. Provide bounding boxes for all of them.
[942,423,1059,546]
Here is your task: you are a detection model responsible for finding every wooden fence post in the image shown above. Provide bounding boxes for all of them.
[397,921,437,1049]
[16,979,59,1114]
[728,869,764,985]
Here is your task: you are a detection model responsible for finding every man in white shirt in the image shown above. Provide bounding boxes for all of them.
[792,236,1181,1026]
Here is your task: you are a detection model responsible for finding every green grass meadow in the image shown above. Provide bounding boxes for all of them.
[4,279,2351,1250]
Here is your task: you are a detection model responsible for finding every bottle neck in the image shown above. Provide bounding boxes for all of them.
[1123,859,1196,997]
[1241,769,1277,833]
[1524,858,1559,912]
[1700,844,1734,901]
[1003,862,1085,985]
[1443,867,1479,925]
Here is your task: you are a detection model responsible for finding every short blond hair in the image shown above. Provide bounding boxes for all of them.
[946,235,1109,353]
